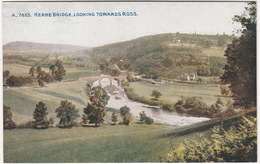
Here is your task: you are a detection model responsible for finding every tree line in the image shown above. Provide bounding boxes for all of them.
[3,60,66,87]
[4,86,153,129]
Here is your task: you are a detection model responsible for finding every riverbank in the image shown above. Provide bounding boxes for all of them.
[122,81,170,108]
[92,78,210,126]
[121,81,234,118]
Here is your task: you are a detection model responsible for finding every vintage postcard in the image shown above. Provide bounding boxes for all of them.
[2,1,257,163]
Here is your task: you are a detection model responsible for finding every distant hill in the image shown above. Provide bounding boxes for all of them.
[90,33,234,78]
[3,41,90,52]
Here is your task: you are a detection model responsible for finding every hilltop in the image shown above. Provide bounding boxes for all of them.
[3,41,90,53]
[90,33,234,78]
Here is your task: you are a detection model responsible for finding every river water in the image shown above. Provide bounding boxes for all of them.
[92,77,210,126]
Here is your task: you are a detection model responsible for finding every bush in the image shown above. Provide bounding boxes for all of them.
[151,90,162,100]
[120,106,133,125]
[111,112,118,125]
[6,76,34,86]
[162,104,175,111]
[57,121,79,128]
[174,96,209,117]
[122,113,133,125]
[220,85,231,96]
[174,97,236,118]
[4,120,17,129]
[166,116,257,162]
[139,111,154,125]
[17,121,34,129]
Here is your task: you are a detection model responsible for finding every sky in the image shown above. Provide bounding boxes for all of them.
[2,2,247,47]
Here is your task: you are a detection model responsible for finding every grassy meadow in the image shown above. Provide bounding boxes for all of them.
[129,81,232,106]
[2,63,221,162]
[4,124,210,163]
[3,63,100,124]
[168,42,226,57]
[3,63,99,79]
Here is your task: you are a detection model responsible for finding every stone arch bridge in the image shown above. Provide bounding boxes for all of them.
[79,76,127,86]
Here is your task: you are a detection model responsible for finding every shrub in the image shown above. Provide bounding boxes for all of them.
[120,106,133,125]
[220,85,231,96]
[6,76,34,86]
[122,113,133,125]
[175,97,236,118]
[162,104,175,111]
[151,90,162,100]
[174,96,209,117]
[111,112,118,125]
[17,121,34,129]
[139,111,154,125]
[166,116,257,162]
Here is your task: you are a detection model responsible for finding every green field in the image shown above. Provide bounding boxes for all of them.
[129,81,232,105]
[3,81,86,124]
[168,43,226,57]
[3,63,100,79]
[3,63,100,124]
[2,63,220,163]
[4,124,209,163]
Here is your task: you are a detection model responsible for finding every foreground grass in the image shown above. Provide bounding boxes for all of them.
[4,124,208,163]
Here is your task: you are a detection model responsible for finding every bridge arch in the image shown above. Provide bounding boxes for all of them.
[79,76,126,87]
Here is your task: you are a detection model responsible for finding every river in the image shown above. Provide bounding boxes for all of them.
[92,77,210,126]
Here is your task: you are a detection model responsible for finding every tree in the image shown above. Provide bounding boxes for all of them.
[29,66,36,77]
[83,87,109,126]
[3,70,10,84]
[54,60,66,81]
[38,79,45,87]
[91,86,110,106]
[37,71,54,84]
[36,66,42,74]
[33,101,50,129]
[49,65,56,75]
[119,105,133,125]
[3,70,10,78]
[3,105,16,129]
[139,111,154,125]
[151,90,162,100]
[221,2,256,107]
[55,60,65,70]
[55,100,79,128]
[55,69,65,81]
[111,112,118,125]
[208,98,226,117]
